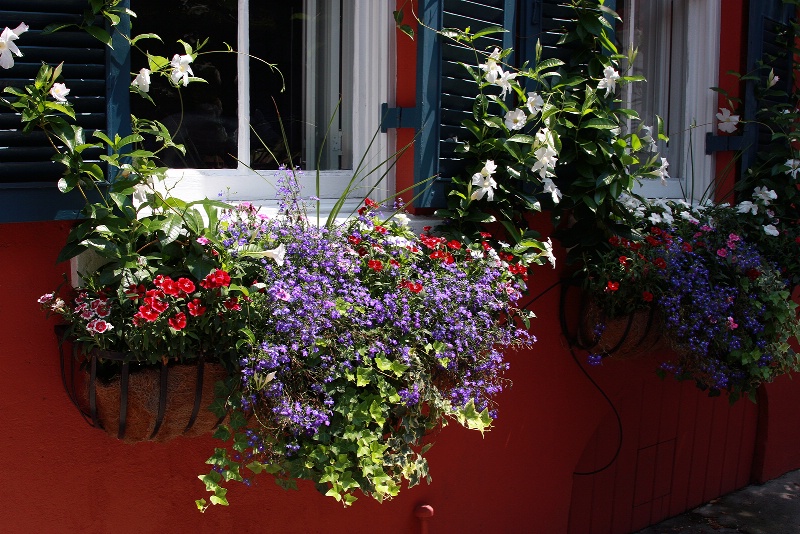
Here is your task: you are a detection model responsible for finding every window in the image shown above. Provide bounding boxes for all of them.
[620,0,721,200]
[131,0,393,203]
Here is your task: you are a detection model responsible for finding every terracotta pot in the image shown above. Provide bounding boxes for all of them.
[578,300,663,358]
[64,346,229,443]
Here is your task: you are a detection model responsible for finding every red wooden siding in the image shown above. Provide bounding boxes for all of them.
[568,367,758,534]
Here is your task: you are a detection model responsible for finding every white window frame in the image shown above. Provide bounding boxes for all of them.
[627,0,721,201]
[161,0,395,206]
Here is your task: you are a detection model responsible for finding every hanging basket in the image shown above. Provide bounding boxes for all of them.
[577,299,663,359]
[59,334,228,443]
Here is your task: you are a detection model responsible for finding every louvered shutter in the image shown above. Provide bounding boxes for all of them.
[740,0,795,175]
[412,0,518,209]
[0,0,130,222]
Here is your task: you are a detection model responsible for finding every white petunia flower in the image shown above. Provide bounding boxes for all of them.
[654,157,670,185]
[763,224,779,237]
[542,238,556,268]
[597,66,620,97]
[753,186,777,205]
[131,68,151,93]
[479,48,503,84]
[0,22,28,69]
[526,92,544,116]
[680,211,699,224]
[737,201,758,215]
[50,83,70,102]
[471,160,498,201]
[504,108,527,131]
[716,108,740,134]
[532,145,558,180]
[494,70,517,98]
[542,177,562,204]
[170,54,194,86]
[784,158,800,180]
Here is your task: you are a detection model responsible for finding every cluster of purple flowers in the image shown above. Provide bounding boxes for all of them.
[216,168,535,490]
[604,200,799,399]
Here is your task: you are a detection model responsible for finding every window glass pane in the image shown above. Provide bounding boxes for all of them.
[250,0,351,171]
[622,0,688,180]
[131,0,238,169]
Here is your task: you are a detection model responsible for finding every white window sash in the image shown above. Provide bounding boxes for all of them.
[163,0,392,204]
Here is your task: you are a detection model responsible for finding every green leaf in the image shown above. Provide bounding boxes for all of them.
[84,25,113,48]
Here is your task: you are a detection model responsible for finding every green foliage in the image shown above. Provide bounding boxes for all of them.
[433,1,668,263]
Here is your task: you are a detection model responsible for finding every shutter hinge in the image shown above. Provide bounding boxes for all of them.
[705,132,745,154]
[380,103,421,132]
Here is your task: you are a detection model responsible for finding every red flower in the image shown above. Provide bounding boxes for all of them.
[153,274,169,288]
[223,297,241,311]
[642,291,654,302]
[607,281,620,292]
[187,298,207,317]
[653,257,667,269]
[682,242,693,253]
[161,278,180,297]
[480,232,492,238]
[145,297,169,313]
[368,259,384,271]
[374,225,388,234]
[645,235,661,246]
[401,280,423,293]
[609,236,621,247]
[137,305,160,322]
[650,226,662,235]
[443,253,455,265]
[177,278,196,295]
[619,256,632,269]
[200,269,231,289]
[168,312,187,330]
[446,239,462,250]
[364,198,379,208]
[348,235,362,246]
[481,241,492,251]
[423,226,433,233]
[389,259,400,268]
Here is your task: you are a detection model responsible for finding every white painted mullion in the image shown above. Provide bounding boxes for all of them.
[237,0,250,167]
[304,0,318,170]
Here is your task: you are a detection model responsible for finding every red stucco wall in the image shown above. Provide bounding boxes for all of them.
[3,219,799,533]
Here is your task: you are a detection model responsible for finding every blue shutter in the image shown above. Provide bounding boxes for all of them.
[739,0,794,174]
[381,0,517,209]
[0,0,131,223]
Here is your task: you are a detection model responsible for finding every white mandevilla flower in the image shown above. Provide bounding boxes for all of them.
[392,213,410,227]
[597,65,620,97]
[532,145,558,180]
[543,238,556,268]
[784,158,800,180]
[494,70,517,98]
[131,67,151,93]
[526,92,544,117]
[679,211,699,224]
[737,201,758,215]
[653,157,670,185]
[0,22,28,69]
[504,108,527,131]
[768,69,779,88]
[753,186,777,205]
[170,54,194,86]
[716,108,740,134]
[479,47,503,84]
[763,224,779,237]
[471,160,498,201]
[542,177,562,204]
[648,212,662,225]
[50,83,70,102]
